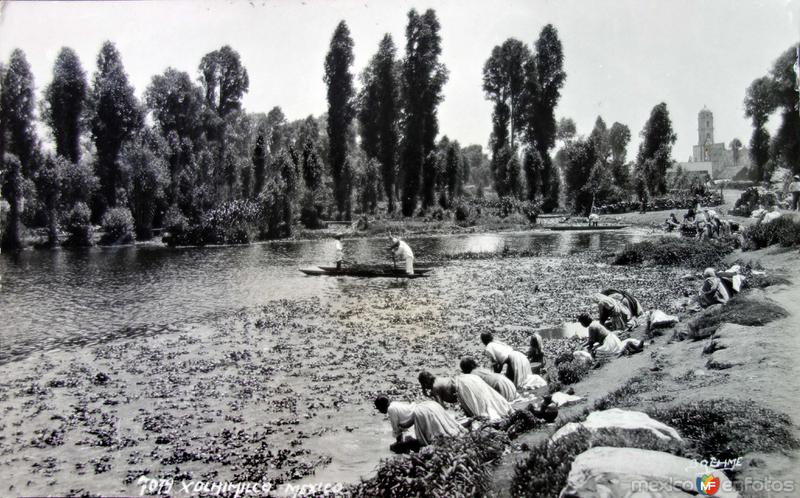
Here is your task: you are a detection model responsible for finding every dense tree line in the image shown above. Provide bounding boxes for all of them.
[744,44,799,181]
[0,8,489,250]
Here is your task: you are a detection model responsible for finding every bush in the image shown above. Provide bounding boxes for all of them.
[352,429,508,498]
[742,216,800,249]
[99,207,135,245]
[647,399,799,461]
[164,201,259,247]
[455,202,470,222]
[511,426,687,498]
[686,294,788,339]
[64,202,93,247]
[731,186,778,217]
[557,359,591,385]
[614,237,734,269]
[300,205,325,229]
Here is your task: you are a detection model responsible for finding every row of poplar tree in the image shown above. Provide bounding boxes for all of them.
[0,8,490,250]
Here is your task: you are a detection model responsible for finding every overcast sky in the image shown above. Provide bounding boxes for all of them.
[0,0,798,160]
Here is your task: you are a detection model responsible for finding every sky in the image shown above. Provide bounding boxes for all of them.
[0,0,798,161]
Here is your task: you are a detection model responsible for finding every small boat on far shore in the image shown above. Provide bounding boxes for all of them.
[545,224,629,231]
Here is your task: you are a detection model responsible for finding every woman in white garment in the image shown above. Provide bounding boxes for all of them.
[418,370,512,422]
[374,395,465,452]
[459,357,517,402]
[480,331,533,389]
[593,292,632,331]
[578,313,644,358]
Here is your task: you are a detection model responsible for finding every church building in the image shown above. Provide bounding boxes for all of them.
[676,107,750,180]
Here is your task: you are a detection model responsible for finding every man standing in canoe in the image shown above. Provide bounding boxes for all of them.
[389,236,414,275]
[333,233,344,270]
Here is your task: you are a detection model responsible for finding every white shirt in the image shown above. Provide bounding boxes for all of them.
[387,401,415,438]
[484,341,513,365]
[392,240,414,261]
[335,240,343,261]
[763,211,781,223]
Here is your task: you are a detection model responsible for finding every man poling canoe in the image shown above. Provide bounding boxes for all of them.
[388,236,415,275]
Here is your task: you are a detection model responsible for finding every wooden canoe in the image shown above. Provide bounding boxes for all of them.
[300,266,431,278]
[545,224,629,231]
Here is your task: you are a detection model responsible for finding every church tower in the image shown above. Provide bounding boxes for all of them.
[698,108,714,146]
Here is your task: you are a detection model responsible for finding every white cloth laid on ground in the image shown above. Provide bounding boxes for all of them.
[560,447,739,498]
[550,408,682,443]
[519,374,547,389]
[573,350,594,363]
[550,391,583,407]
[392,239,414,274]
[471,367,517,401]
[648,310,679,329]
[454,374,512,422]
[762,210,781,223]
[387,400,465,446]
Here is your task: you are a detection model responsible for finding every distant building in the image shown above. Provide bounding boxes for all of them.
[676,107,750,180]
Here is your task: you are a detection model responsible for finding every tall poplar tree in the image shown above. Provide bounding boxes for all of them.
[400,8,448,215]
[88,41,142,213]
[324,20,356,219]
[358,34,400,212]
[43,47,88,164]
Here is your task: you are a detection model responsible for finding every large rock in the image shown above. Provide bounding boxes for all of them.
[560,447,739,497]
[551,408,682,443]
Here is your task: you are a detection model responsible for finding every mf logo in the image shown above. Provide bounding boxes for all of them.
[696,474,721,495]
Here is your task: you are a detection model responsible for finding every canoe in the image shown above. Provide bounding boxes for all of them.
[317,265,431,274]
[546,225,629,231]
[300,266,430,278]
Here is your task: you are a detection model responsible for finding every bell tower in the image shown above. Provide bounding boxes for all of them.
[698,107,714,146]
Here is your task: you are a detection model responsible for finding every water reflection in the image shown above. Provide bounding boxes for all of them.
[0,230,649,364]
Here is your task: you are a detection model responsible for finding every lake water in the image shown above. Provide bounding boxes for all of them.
[0,230,650,366]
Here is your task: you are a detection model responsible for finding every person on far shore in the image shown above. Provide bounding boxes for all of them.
[665,213,681,232]
[418,370,512,422]
[480,331,534,388]
[373,395,465,453]
[333,233,344,270]
[789,175,800,211]
[588,212,600,227]
[459,357,517,402]
[389,236,414,275]
[577,313,644,358]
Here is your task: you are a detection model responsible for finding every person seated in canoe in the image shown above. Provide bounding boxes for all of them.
[418,370,512,422]
[389,236,414,275]
[459,357,517,402]
[527,332,546,373]
[333,233,344,270]
[577,312,644,358]
[593,292,633,331]
[373,395,465,453]
[480,331,534,389]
